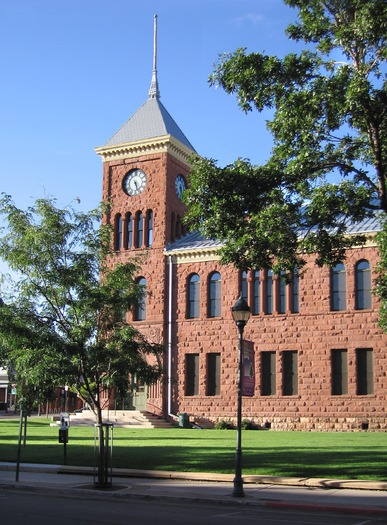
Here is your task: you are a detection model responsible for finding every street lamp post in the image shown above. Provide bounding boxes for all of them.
[231,294,251,498]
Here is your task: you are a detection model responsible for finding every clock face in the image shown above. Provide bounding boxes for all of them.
[175,174,187,199]
[123,169,147,196]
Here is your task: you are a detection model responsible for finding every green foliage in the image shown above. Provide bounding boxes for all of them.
[185,0,386,272]
[0,195,163,419]
[214,419,235,430]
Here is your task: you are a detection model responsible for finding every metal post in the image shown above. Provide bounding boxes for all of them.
[233,322,245,497]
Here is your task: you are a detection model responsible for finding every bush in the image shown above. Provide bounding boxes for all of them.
[214,419,235,430]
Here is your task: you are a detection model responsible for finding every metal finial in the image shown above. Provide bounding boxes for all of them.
[148,15,160,99]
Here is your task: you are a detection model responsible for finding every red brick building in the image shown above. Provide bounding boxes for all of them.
[95,21,387,431]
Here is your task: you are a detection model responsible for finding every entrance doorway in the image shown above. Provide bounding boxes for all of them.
[115,376,148,411]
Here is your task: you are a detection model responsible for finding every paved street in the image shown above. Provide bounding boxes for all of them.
[1,489,386,525]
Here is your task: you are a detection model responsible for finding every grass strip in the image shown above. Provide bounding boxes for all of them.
[0,417,386,481]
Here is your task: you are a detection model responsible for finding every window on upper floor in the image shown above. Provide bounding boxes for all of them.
[290,269,299,313]
[134,277,147,321]
[208,271,221,318]
[265,270,273,314]
[145,210,153,247]
[135,211,143,248]
[331,263,346,311]
[252,270,261,315]
[124,212,132,249]
[278,271,286,314]
[114,214,122,251]
[241,271,248,303]
[355,260,371,310]
[187,273,200,319]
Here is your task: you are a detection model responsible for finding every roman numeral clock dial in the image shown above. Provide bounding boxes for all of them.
[123,169,147,196]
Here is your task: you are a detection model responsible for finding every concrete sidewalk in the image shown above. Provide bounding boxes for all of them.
[0,462,387,517]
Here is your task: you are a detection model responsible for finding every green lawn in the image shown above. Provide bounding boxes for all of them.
[0,417,386,481]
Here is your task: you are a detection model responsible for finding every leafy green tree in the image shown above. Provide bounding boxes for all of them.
[0,194,163,486]
[184,0,386,274]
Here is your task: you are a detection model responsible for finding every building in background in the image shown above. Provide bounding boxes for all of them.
[94,17,387,431]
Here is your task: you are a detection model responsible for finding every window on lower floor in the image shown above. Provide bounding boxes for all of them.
[331,349,348,395]
[185,354,199,396]
[261,352,276,396]
[207,353,221,396]
[356,348,374,395]
[282,351,298,396]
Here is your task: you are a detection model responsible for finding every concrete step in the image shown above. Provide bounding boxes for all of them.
[64,410,172,429]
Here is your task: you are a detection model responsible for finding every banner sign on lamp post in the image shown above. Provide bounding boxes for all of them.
[242,340,255,397]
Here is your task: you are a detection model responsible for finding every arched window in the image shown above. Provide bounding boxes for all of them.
[134,277,147,321]
[278,270,286,314]
[331,263,346,311]
[241,271,248,302]
[356,260,371,310]
[291,269,299,313]
[188,274,200,318]
[208,272,221,318]
[125,212,132,249]
[146,210,153,247]
[252,270,260,315]
[135,211,143,248]
[114,214,122,251]
[265,270,273,314]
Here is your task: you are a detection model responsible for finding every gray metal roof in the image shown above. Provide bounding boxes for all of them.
[165,212,383,254]
[166,231,223,253]
[104,97,195,151]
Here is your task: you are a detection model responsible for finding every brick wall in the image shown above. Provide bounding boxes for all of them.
[171,244,387,431]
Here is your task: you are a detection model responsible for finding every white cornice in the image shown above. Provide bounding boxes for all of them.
[95,134,195,165]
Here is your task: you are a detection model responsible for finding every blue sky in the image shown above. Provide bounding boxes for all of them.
[0,0,301,214]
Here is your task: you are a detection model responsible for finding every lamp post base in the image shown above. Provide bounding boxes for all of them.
[232,479,245,498]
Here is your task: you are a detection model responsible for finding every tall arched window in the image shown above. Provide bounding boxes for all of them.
[278,270,286,314]
[331,263,346,311]
[291,269,299,313]
[125,212,132,249]
[356,260,371,310]
[146,210,153,247]
[265,270,273,314]
[208,272,221,318]
[188,273,200,318]
[135,211,143,248]
[241,271,248,302]
[134,277,147,321]
[253,270,260,315]
[114,214,122,251]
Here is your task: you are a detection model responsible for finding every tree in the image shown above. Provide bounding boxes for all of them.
[184,0,386,274]
[0,194,163,486]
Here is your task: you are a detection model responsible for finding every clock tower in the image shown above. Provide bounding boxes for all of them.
[95,16,195,413]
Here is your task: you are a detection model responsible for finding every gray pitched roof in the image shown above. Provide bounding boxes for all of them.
[104,97,195,151]
[165,212,383,254]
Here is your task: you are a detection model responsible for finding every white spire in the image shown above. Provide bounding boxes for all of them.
[148,15,160,99]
